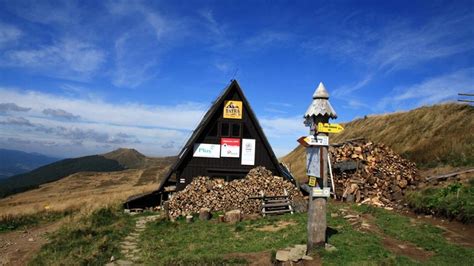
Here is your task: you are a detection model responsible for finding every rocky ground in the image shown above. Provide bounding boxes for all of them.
[0,220,63,266]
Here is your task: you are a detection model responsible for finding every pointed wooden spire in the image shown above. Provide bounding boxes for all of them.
[304,82,337,119]
[313,82,329,99]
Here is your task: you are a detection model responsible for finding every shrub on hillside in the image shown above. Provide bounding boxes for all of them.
[30,205,134,265]
[406,180,474,223]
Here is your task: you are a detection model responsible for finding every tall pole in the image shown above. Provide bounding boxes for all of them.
[304,82,337,252]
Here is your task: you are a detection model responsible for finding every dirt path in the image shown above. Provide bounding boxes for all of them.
[333,200,474,248]
[107,214,160,266]
[0,221,63,266]
[339,208,434,262]
[403,211,474,248]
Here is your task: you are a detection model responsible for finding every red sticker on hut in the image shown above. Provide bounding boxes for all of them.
[221,138,240,158]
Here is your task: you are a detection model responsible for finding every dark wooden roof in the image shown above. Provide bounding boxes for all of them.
[157,79,284,192]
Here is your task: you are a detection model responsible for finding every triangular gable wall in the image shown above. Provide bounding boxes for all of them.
[158,80,283,192]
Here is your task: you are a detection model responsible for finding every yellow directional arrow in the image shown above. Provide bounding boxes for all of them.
[317,122,344,133]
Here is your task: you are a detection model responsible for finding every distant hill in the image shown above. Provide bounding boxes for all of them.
[282,103,474,180]
[0,148,177,199]
[0,155,126,198]
[0,169,161,217]
[0,149,60,179]
[103,148,146,169]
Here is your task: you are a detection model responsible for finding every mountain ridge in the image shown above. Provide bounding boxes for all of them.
[0,149,60,179]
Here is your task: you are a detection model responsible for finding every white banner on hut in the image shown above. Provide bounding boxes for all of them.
[241,139,256,165]
[193,143,220,158]
[221,138,240,157]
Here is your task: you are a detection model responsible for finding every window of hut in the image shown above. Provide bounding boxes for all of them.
[231,123,241,137]
[221,122,230,137]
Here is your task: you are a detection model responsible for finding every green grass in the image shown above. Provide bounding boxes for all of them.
[0,209,76,233]
[405,180,474,223]
[354,204,474,265]
[30,206,134,266]
[138,205,419,265]
[26,202,474,265]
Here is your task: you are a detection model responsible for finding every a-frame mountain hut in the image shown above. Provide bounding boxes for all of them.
[124,80,294,209]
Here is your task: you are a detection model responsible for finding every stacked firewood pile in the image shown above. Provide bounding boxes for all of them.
[330,139,421,207]
[168,167,303,218]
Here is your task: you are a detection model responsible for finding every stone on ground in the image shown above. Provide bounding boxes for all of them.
[199,208,211,220]
[224,209,242,223]
[289,244,307,262]
[115,260,133,265]
[325,243,337,252]
[276,250,290,261]
[186,215,193,223]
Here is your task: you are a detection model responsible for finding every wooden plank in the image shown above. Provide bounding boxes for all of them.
[262,202,291,208]
[262,209,292,214]
[426,168,474,181]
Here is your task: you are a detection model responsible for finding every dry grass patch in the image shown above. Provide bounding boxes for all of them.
[0,169,159,218]
[254,220,297,232]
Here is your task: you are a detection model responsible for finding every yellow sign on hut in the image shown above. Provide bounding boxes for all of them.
[223,100,243,119]
[317,122,344,133]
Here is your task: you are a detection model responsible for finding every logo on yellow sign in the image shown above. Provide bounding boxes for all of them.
[223,101,242,119]
[317,122,344,133]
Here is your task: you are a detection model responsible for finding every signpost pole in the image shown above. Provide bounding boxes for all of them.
[303,82,338,253]
[307,117,328,250]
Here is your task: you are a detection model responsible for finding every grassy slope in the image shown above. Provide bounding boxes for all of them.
[0,209,75,233]
[282,103,474,180]
[0,168,162,218]
[30,206,135,266]
[0,147,176,199]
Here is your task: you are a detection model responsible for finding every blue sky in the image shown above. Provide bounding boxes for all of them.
[0,0,473,158]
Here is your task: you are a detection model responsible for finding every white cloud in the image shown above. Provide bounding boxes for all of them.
[6,0,79,25]
[3,38,105,76]
[106,2,186,88]
[333,73,373,97]
[306,15,473,72]
[0,87,208,157]
[112,33,158,88]
[42,108,80,120]
[260,116,306,139]
[305,10,474,97]
[0,116,34,127]
[0,102,31,113]
[244,31,292,49]
[378,68,474,111]
[0,22,22,46]
[198,8,231,49]
[260,116,307,158]
[0,88,206,130]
